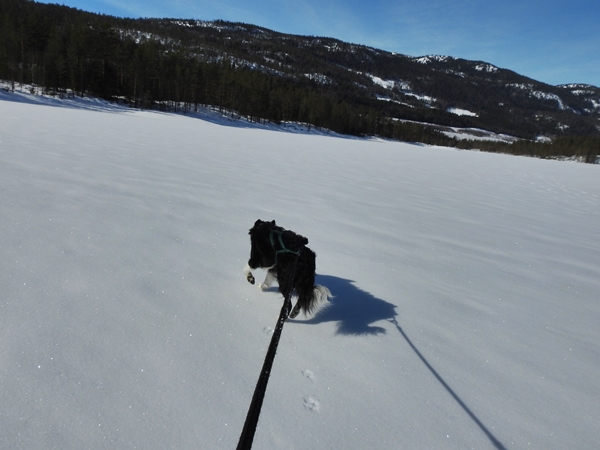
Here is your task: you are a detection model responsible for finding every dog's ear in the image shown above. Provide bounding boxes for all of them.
[270,220,276,226]
[250,219,261,234]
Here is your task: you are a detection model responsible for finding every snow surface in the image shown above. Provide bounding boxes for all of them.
[1,90,600,450]
[447,108,478,117]
[439,127,517,143]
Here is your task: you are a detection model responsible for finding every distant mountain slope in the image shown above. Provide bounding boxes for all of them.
[1,0,599,144]
[124,18,600,138]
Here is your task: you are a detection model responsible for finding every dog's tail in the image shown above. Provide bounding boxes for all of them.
[291,284,332,318]
[311,285,332,310]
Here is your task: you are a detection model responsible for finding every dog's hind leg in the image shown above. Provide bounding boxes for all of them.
[289,301,302,319]
[290,284,331,319]
[259,268,277,290]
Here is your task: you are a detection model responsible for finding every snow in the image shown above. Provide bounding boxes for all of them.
[1,90,600,450]
[531,91,566,110]
[508,83,534,91]
[403,91,437,104]
[447,107,479,117]
[440,127,517,143]
[413,55,451,64]
[369,75,396,90]
[474,64,498,73]
[303,73,333,84]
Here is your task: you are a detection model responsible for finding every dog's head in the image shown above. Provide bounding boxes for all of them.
[249,219,277,236]
[249,219,309,249]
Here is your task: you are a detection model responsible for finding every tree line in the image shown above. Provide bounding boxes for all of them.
[457,136,600,164]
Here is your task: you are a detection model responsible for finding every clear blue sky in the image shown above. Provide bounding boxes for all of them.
[37,0,599,87]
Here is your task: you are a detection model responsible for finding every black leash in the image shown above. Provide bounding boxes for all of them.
[236,295,292,450]
[236,251,301,450]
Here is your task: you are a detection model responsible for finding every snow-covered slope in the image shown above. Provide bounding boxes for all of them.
[1,92,599,449]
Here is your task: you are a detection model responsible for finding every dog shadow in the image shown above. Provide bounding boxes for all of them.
[295,275,507,449]
[298,275,397,336]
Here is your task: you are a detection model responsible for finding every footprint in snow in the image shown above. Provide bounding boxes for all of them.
[303,396,321,412]
[302,369,315,382]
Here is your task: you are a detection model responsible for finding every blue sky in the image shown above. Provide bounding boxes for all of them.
[37,0,599,86]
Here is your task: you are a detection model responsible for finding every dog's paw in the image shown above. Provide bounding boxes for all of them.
[288,302,301,319]
[246,273,255,285]
[258,283,269,290]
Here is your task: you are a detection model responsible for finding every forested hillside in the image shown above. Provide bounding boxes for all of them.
[1,0,599,161]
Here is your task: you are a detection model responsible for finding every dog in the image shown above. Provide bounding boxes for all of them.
[244,219,331,318]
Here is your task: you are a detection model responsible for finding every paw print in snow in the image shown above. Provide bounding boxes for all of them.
[302,369,315,382]
[303,396,321,412]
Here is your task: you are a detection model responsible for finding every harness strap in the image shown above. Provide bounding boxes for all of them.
[269,229,301,256]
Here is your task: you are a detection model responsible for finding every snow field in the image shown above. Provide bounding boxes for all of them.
[1,91,600,449]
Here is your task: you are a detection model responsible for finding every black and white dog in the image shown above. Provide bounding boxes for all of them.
[244,219,331,318]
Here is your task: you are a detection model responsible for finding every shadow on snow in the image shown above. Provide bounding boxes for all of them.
[0,87,362,139]
[296,274,507,450]
[299,274,396,335]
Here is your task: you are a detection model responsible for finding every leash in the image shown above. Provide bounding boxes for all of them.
[236,250,301,450]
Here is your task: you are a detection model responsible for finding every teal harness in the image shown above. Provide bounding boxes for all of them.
[269,229,301,260]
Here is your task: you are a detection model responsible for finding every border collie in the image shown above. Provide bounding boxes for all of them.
[244,219,331,318]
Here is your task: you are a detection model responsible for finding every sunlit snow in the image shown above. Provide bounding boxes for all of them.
[1,90,599,449]
[447,107,478,117]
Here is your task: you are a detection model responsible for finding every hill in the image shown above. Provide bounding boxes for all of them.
[1,0,599,160]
